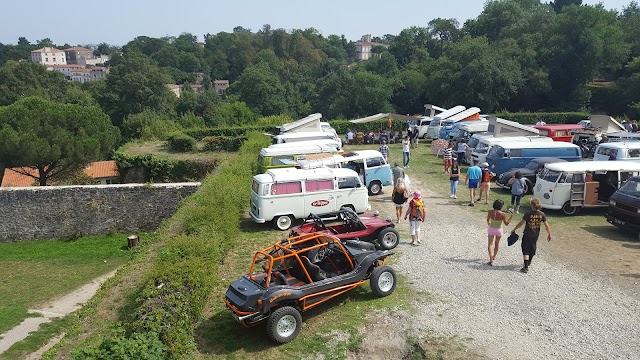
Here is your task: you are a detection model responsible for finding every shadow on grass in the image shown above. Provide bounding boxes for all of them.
[579,225,638,243]
[195,288,378,355]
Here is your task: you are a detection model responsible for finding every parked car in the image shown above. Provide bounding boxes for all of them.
[495,158,567,194]
[606,176,640,240]
[224,233,396,343]
[289,208,400,250]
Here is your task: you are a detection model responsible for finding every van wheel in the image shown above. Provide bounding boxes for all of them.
[423,134,429,140]
[273,215,294,231]
[340,205,356,212]
[368,181,382,196]
[561,202,580,216]
[523,180,532,194]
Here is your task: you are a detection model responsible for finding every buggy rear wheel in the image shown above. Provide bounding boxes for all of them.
[378,228,399,250]
[370,266,396,297]
[266,306,302,344]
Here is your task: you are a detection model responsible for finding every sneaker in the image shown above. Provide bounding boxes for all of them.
[520,267,529,273]
[449,195,455,198]
[454,195,457,199]
[468,202,475,207]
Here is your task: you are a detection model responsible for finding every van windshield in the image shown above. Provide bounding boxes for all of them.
[468,137,481,148]
[539,169,561,183]
[431,119,441,126]
[488,145,505,158]
[475,142,489,154]
[618,178,640,197]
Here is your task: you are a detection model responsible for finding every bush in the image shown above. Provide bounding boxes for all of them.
[167,132,195,152]
[72,330,168,360]
[329,119,405,134]
[122,111,182,140]
[491,112,590,124]
[113,151,217,182]
[202,136,246,152]
[184,125,275,140]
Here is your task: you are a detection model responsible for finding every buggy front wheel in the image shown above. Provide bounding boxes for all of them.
[378,228,399,250]
[266,306,302,344]
[370,266,396,297]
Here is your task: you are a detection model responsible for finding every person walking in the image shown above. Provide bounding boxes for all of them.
[486,200,514,266]
[379,140,389,162]
[391,178,409,223]
[402,136,411,168]
[391,163,404,188]
[404,191,425,245]
[510,198,552,273]
[476,162,495,204]
[508,171,525,214]
[457,141,469,165]
[464,161,482,206]
[443,142,454,174]
[449,158,460,198]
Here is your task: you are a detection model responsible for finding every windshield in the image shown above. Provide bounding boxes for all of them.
[525,161,539,171]
[443,121,454,129]
[487,145,505,158]
[475,142,489,154]
[468,137,481,148]
[618,179,640,197]
[539,169,561,183]
[430,119,441,127]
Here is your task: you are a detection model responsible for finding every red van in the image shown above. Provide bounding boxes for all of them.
[533,124,584,143]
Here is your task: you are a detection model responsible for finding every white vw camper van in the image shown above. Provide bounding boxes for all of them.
[250,167,369,230]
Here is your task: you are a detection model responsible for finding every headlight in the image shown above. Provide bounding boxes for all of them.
[610,200,616,206]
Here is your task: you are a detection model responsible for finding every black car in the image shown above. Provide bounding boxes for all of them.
[606,176,640,241]
[495,157,567,194]
[224,233,396,343]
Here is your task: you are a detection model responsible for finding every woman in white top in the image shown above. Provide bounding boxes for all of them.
[402,136,411,168]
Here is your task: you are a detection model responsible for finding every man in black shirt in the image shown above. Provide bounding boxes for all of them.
[510,198,552,273]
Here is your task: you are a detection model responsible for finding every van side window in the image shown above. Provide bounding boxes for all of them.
[306,179,333,192]
[271,182,302,195]
[597,147,611,156]
[366,157,385,168]
[509,149,523,157]
[629,149,640,158]
[338,177,360,189]
[559,174,575,183]
[272,156,295,166]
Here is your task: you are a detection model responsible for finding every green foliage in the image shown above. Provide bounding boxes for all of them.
[0,61,71,106]
[166,132,195,152]
[206,100,256,127]
[258,114,294,126]
[202,136,246,152]
[0,97,121,186]
[121,110,172,140]
[329,118,405,133]
[184,124,274,140]
[113,151,217,182]
[72,329,168,360]
[492,111,590,124]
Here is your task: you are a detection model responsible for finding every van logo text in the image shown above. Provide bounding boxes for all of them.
[311,200,330,207]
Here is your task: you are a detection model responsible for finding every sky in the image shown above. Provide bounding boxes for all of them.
[0,0,634,46]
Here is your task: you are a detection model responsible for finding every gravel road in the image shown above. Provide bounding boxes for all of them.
[387,182,640,360]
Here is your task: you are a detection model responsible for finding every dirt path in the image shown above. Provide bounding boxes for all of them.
[0,270,116,355]
[353,173,640,359]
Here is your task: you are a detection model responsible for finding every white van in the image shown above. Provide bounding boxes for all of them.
[272,131,342,149]
[257,143,341,173]
[593,142,640,161]
[250,167,369,230]
[471,136,552,164]
[534,161,640,215]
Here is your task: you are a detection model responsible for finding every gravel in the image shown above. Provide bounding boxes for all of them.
[391,184,640,360]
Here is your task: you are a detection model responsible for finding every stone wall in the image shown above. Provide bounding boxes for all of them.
[0,183,200,242]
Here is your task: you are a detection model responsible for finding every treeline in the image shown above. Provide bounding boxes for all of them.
[2,0,640,145]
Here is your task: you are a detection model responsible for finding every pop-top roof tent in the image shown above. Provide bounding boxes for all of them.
[433,106,466,120]
[423,104,447,117]
[277,113,323,134]
[443,107,482,122]
[589,115,626,133]
[486,116,540,137]
[349,113,390,124]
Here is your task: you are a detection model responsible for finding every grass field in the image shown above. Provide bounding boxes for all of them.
[0,234,131,335]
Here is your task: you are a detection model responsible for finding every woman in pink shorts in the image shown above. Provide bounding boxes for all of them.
[486,200,514,266]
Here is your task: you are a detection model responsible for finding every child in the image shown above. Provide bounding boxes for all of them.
[508,171,525,214]
[476,162,494,204]
[509,198,552,273]
[404,191,425,246]
[486,200,514,266]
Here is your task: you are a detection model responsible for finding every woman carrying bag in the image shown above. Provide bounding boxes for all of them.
[391,178,409,223]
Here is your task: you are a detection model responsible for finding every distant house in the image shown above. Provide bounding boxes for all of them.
[31,47,67,65]
[70,68,93,83]
[165,84,206,97]
[1,161,120,187]
[354,34,388,61]
[214,80,229,96]
[64,46,93,64]
[46,64,85,79]
[90,67,109,80]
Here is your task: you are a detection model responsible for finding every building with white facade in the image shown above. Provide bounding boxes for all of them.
[90,67,109,80]
[70,68,92,83]
[354,34,388,61]
[214,80,229,96]
[47,64,85,79]
[31,47,67,65]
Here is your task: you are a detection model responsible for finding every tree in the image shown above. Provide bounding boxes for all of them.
[207,101,255,126]
[550,0,583,13]
[428,18,460,57]
[17,37,30,46]
[0,97,121,186]
[36,38,54,48]
[388,27,431,67]
[176,82,198,115]
[230,63,288,116]
[0,61,71,106]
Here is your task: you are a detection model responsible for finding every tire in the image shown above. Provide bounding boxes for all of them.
[266,306,302,344]
[423,133,429,140]
[561,202,580,216]
[378,228,399,250]
[340,204,356,212]
[523,180,532,194]
[273,215,293,231]
[370,266,396,297]
[368,181,382,196]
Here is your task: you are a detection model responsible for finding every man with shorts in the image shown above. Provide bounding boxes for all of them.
[510,198,552,273]
[465,161,482,206]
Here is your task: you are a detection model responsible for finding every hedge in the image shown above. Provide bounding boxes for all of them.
[167,132,195,152]
[328,119,407,134]
[202,136,247,152]
[113,152,218,182]
[492,112,590,125]
[80,132,271,358]
[184,124,275,140]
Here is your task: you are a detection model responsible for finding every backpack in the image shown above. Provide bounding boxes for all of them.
[511,178,525,195]
[482,169,491,183]
[411,200,424,219]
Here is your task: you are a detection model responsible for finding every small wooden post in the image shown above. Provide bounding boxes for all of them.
[127,235,139,249]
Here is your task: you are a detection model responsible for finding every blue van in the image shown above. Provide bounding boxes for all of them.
[439,120,487,140]
[486,141,581,177]
[341,150,393,196]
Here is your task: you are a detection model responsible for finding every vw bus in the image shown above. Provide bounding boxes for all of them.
[472,136,553,165]
[340,150,393,196]
[486,141,581,177]
[533,161,640,215]
[593,142,640,162]
[257,143,340,173]
[250,167,369,230]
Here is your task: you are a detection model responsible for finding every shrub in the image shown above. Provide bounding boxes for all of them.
[329,118,405,133]
[167,132,195,152]
[140,120,183,141]
[72,330,168,360]
[113,151,217,182]
[184,125,275,140]
[202,136,246,152]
